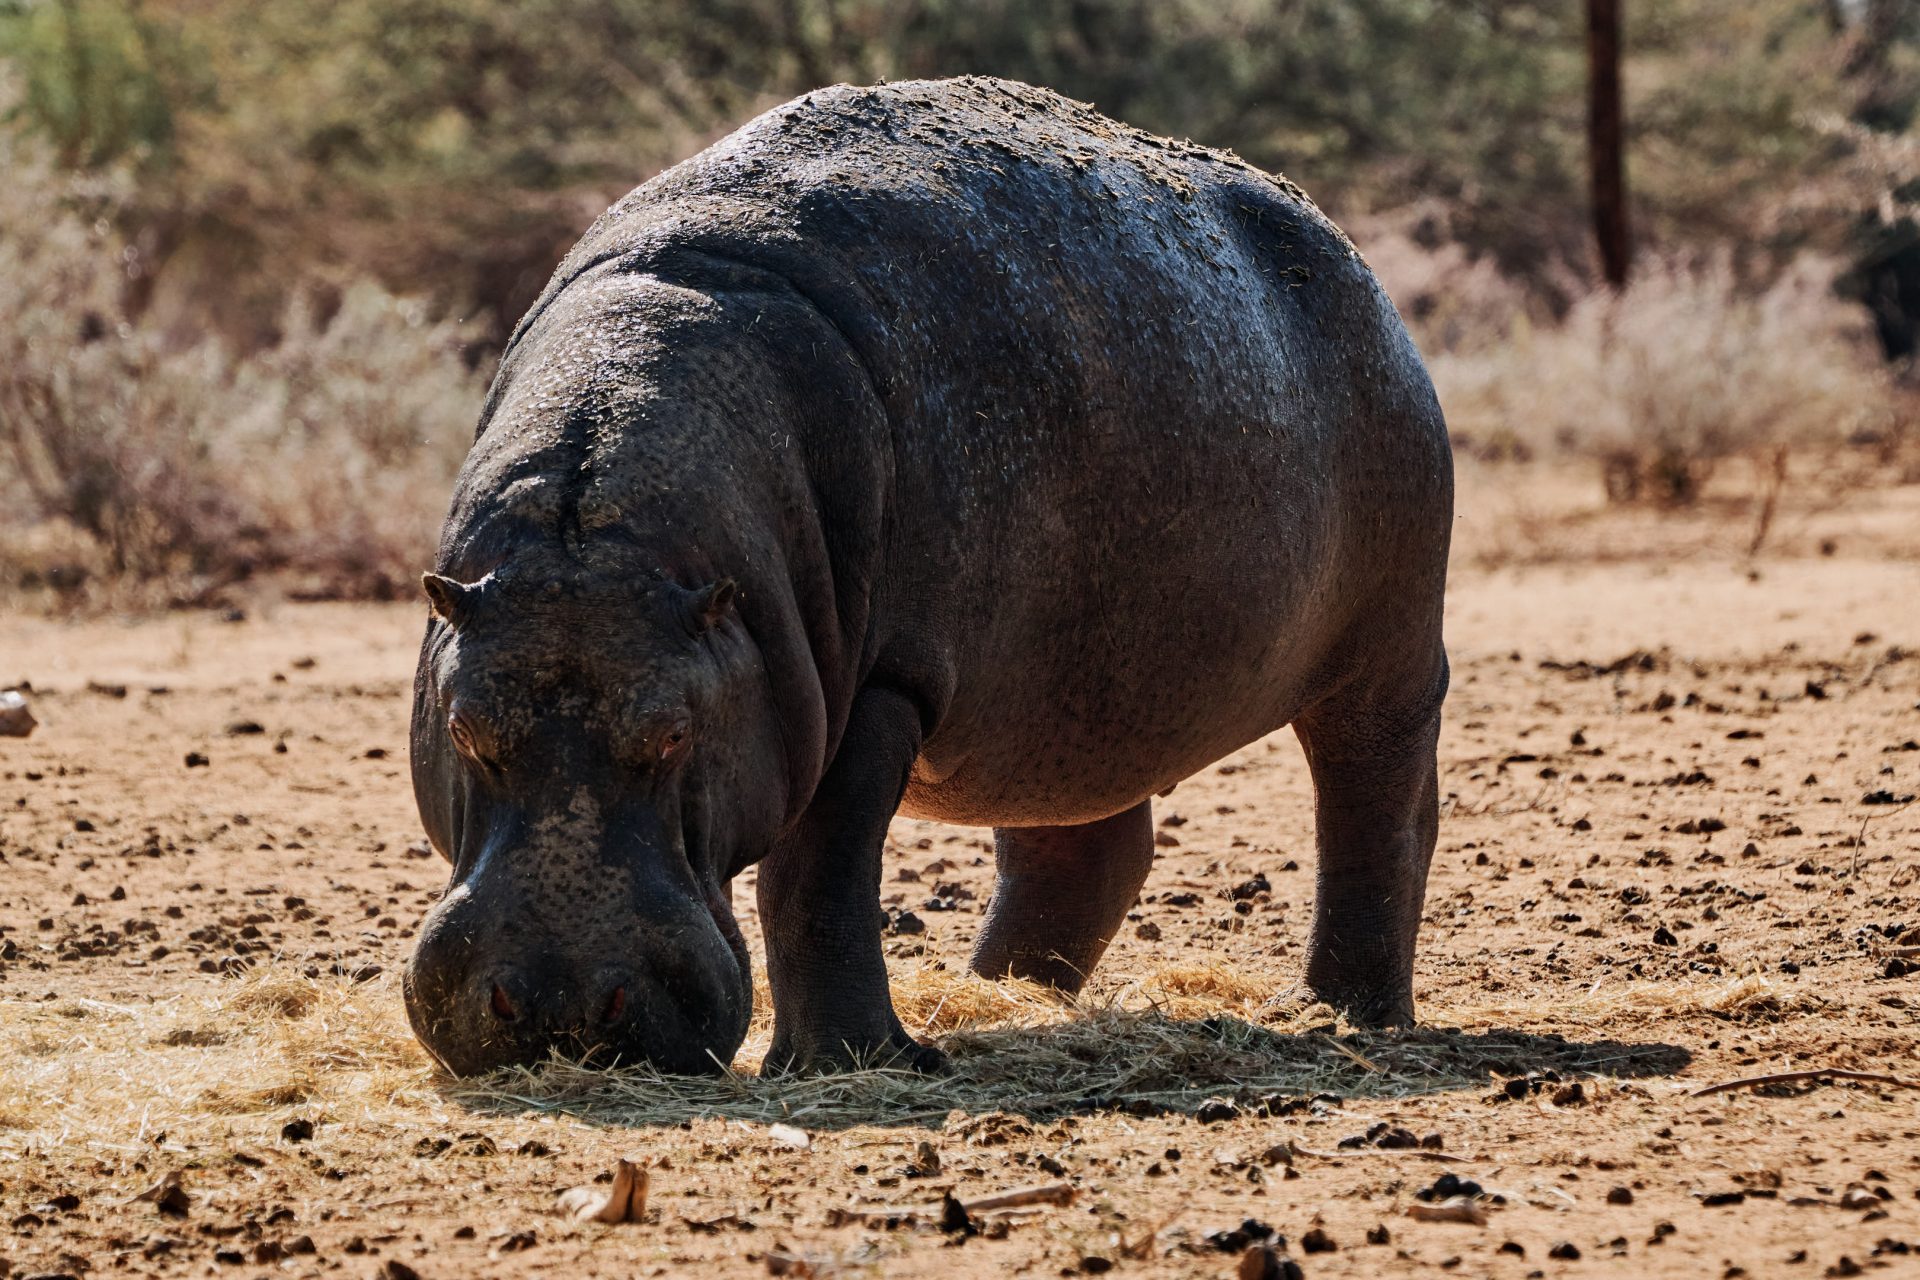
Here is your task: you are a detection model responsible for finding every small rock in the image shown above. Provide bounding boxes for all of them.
[1300,1227,1336,1253]
[1840,1184,1879,1210]
[1548,1241,1581,1260]
[1196,1098,1240,1124]
[1551,1082,1586,1107]
[133,1170,189,1218]
[938,1190,975,1236]
[1207,1219,1279,1252]
[0,690,35,738]
[183,751,210,768]
[1230,873,1271,900]
[1415,1173,1485,1203]
[1607,1186,1634,1205]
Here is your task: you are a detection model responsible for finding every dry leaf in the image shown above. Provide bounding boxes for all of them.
[1407,1198,1489,1225]
[559,1158,649,1224]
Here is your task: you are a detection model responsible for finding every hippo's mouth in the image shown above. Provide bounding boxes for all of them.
[402,866,758,1077]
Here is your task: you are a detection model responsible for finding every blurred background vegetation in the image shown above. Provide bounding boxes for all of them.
[3,0,1919,601]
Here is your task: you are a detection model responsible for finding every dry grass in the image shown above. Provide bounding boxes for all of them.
[0,957,1789,1159]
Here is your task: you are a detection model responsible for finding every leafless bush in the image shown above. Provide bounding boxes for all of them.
[0,133,484,599]
[1422,255,1906,502]
[1358,212,1559,357]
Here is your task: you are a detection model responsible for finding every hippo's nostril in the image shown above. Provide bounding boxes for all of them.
[490,983,519,1022]
[601,985,626,1024]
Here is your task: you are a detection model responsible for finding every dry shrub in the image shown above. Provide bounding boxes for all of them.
[1426,255,1904,502]
[1356,213,1556,361]
[0,130,485,600]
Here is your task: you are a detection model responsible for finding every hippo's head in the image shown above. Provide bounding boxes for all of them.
[402,554,783,1076]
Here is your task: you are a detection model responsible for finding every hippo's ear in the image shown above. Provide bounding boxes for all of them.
[685,578,738,633]
[422,572,481,628]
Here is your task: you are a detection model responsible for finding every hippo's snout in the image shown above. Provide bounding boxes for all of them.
[403,880,752,1077]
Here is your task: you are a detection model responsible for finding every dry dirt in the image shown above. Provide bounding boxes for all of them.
[2,470,1918,1279]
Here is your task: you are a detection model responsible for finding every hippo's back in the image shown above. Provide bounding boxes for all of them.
[533,78,1452,825]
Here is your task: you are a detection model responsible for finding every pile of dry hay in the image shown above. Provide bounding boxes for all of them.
[0,956,1797,1156]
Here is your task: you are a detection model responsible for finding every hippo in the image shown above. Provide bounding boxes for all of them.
[403,75,1451,1077]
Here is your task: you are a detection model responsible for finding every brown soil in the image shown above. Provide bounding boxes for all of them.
[2,470,1917,1279]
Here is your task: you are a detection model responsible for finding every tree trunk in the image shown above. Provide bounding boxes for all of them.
[1587,0,1631,287]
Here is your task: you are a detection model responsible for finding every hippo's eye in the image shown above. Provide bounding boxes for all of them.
[657,720,690,763]
[447,709,487,764]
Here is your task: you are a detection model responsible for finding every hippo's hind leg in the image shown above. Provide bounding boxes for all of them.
[969,801,1156,995]
[757,685,948,1075]
[1288,655,1447,1028]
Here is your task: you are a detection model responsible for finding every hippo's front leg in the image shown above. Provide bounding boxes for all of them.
[757,685,949,1074]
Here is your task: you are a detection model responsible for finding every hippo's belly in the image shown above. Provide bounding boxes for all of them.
[895,454,1348,828]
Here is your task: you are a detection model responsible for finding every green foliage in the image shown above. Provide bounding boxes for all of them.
[0,0,1912,347]
[0,0,200,168]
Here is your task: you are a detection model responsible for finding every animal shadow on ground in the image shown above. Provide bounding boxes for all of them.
[442,1010,1691,1134]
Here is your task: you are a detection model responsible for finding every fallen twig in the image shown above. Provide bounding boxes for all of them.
[1289,1141,1473,1165]
[961,1183,1076,1213]
[1691,1068,1919,1098]
[828,1181,1075,1226]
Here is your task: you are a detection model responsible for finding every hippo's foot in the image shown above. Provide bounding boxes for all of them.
[1263,980,1414,1030]
[969,801,1156,995]
[761,1024,952,1077]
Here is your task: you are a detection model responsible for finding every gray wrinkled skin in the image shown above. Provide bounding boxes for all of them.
[405,76,1451,1077]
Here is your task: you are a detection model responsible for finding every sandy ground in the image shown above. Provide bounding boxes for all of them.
[2,471,1918,1279]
